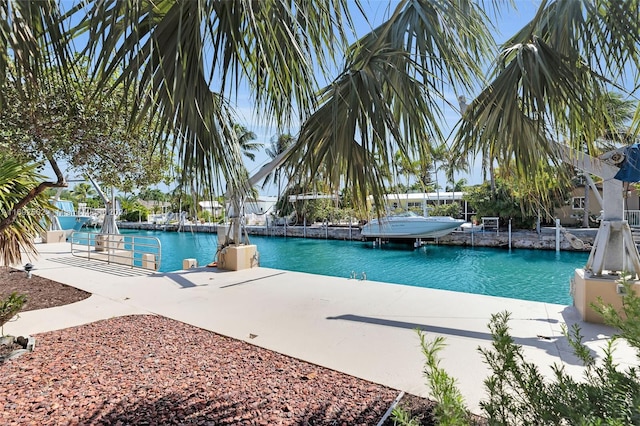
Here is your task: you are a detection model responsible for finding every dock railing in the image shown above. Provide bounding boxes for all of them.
[625,210,640,228]
[70,231,161,271]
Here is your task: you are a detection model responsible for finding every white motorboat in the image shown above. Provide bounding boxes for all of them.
[361,211,465,239]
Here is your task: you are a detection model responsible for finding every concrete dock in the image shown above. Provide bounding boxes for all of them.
[4,241,633,414]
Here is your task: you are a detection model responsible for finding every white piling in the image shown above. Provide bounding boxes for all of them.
[555,218,561,252]
[508,219,512,249]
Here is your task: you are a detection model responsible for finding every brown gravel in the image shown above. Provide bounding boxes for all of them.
[0,267,91,312]
[0,269,455,425]
[1,315,399,425]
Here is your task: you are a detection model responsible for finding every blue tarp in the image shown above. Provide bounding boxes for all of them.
[614,144,640,182]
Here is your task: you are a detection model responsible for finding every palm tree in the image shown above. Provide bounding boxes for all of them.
[0,157,55,266]
[71,182,96,204]
[4,0,639,231]
[453,0,640,180]
[58,0,496,214]
[439,144,470,193]
[234,123,262,162]
[0,1,71,237]
[262,134,296,203]
[598,92,637,148]
[284,1,495,211]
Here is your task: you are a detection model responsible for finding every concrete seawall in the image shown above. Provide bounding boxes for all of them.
[118,222,596,252]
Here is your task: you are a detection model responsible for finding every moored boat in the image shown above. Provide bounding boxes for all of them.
[52,200,92,234]
[361,211,465,239]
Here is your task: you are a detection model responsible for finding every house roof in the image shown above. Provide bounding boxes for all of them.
[383,191,465,202]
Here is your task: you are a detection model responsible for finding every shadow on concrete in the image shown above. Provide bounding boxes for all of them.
[326,313,604,366]
[151,268,286,290]
[47,257,154,278]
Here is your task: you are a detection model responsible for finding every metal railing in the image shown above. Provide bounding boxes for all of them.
[70,231,161,271]
[625,210,640,228]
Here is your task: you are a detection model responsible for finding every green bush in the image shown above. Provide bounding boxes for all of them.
[120,208,148,222]
[429,202,461,218]
[0,292,27,335]
[394,282,640,425]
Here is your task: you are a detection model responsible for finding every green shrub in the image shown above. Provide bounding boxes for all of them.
[394,282,640,425]
[0,292,27,335]
[429,202,461,218]
[120,208,148,222]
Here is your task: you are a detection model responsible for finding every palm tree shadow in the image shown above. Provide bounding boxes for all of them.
[84,390,393,425]
[326,308,615,367]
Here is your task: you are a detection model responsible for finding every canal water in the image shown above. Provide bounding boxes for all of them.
[119,229,588,305]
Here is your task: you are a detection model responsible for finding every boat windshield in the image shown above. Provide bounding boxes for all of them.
[391,211,420,218]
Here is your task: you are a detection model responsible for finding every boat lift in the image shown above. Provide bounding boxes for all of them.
[86,175,119,235]
[458,96,640,322]
[218,146,295,270]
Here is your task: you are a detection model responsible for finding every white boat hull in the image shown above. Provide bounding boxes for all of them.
[361,215,465,239]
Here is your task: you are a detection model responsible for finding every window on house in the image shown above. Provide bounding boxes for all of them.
[392,202,398,209]
[572,196,585,210]
[408,202,422,208]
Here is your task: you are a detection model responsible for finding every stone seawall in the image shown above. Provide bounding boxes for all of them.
[118,222,597,252]
[437,228,596,251]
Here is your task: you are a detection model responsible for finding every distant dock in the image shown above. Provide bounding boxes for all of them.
[117,222,596,252]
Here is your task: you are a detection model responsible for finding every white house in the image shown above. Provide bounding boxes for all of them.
[198,200,223,216]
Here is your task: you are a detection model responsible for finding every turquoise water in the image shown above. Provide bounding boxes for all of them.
[120,230,588,305]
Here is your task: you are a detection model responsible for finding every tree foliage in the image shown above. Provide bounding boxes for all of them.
[0,59,171,190]
[0,292,27,335]
[454,0,640,183]
[464,161,572,228]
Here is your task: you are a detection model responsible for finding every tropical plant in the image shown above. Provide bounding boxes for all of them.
[138,188,167,202]
[286,1,494,212]
[120,208,148,223]
[463,179,527,228]
[0,292,27,336]
[71,182,96,204]
[429,202,461,218]
[234,123,262,162]
[0,157,56,266]
[450,178,468,193]
[464,159,572,228]
[262,134,296,198]
[4,0,640,231]
[453,0,640,185]
[393,150,421,194]
[394,283,640,425]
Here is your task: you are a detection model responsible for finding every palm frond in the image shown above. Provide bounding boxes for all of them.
[286,0,495,213]
[454,0,640,182]
[75,0,355,197]
[454,34,608,177]
[0,0,73,106]
[0,157,53,266]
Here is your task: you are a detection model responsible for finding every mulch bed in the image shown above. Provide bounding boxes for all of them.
[0,267,478,425]
[0,267,91,312]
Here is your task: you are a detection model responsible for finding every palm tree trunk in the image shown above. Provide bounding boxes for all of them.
[583,182,590,228]
[489,160,496,197]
